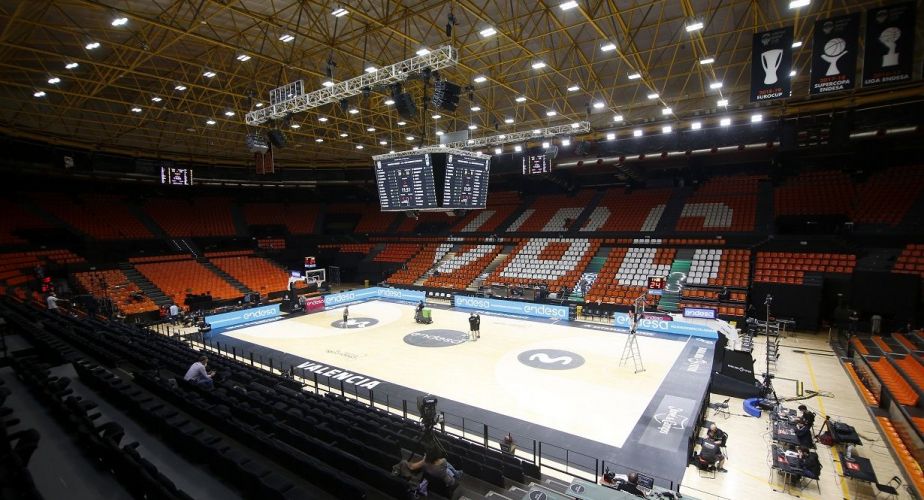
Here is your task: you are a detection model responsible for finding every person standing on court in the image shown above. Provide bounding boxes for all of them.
[474,313,481,340]
[468,313,478,341]
[342,306,349,327]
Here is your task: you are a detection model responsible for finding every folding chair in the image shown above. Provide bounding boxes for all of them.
[875,476,902,499]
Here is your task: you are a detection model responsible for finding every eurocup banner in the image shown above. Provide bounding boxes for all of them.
[862,2,916,87]
[810,13,860,95]
[750,26,793,102]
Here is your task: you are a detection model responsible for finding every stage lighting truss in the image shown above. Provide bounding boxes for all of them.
[445,121,591,150]
[371,122,590,161]
[246,46,458,126]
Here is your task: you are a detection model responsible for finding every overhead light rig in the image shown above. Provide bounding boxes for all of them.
[246,46,458,126]
[445,121,592,149]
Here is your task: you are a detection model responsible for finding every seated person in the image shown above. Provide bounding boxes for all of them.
[798,405,816,429]
[696,438,727,472]
[794,420,814,449]
[183,356,215,389]
[616,472,645,497]
[801,447,821,479]
[403,445,461,488]
[706,423,728,447]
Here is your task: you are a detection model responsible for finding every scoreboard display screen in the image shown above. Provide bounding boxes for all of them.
[374,154,438,211]
[160,166,193,186]
[442,153,490,209]
[522,154,551,175]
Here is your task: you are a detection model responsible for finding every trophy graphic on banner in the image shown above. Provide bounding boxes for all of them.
[821,38,847,76]
[761,49,783,84]
[879,27,901,67]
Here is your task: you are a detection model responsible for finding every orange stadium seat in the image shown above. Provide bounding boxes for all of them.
[211,255,290,295]
[135,258,241,305]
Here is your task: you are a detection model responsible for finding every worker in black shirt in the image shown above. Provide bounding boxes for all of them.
[469,313,478,341]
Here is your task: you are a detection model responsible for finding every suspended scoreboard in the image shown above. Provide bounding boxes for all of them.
[374,148,489,211]
[442,152,490,209]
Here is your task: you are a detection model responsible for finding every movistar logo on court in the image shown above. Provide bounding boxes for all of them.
[517,349,585,370]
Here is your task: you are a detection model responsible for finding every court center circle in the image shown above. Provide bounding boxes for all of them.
[517,349,585,370]
[403,329,469,347]
[331,317,379,329]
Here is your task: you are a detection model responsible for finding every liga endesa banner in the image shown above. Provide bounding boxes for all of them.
[863,2,916,87]
[304,296,324,313]
[750,26,793,102]
[810,13,860,95]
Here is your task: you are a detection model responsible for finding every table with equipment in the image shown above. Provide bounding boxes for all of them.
[770,445,805,495]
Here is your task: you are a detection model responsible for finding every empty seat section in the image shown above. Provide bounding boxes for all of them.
[844,362,880,405]
[852,165,924,225]
[869,358,919,407]
[211,256,289,295]
[676,175,762,232]
[876,417,924,497]
[894,356,924,391]
[581,188,672,232]
[144,197,236,237]
[894,244,924,279]
[354,210,398,233]
[73,269,159,315]
[490,238,599,290]
[135,258,240,304]
[584,247,671,306]
[35,193,152,239]
[687,248,750,287]
[774,170,854,217]
[242,202,319,234]
[0,198,54,244]
[453,191,521,232]
[386,243,451,285]
[373,243,422,263]
[506,191,595,232]
[754,252,856,284]
[425,244,502,290]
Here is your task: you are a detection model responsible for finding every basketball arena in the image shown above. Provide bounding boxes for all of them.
[1,1,923,500]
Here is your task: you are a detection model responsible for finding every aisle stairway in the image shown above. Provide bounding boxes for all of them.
[497,196,534,232]
[199,259,251,294]
[118,263,170,307]
[755,179,775,233]
[126,204,171,240]
[659,249,694,312]
[568,247,610,302]
[656,186,692,232]
[228,204,249,237]
[469,246,513,290]
[566,189,606,232]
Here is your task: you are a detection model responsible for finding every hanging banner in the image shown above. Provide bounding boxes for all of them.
[751,27,793,102]
[863,2,916,87]
[810,13,861,95]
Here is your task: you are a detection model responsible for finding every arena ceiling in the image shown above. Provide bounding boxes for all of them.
[0,0,917,169]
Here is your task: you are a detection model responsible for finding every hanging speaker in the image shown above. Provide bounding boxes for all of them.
[431,80,461,112]
[394,92,417,119]
[267,129,286,149]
